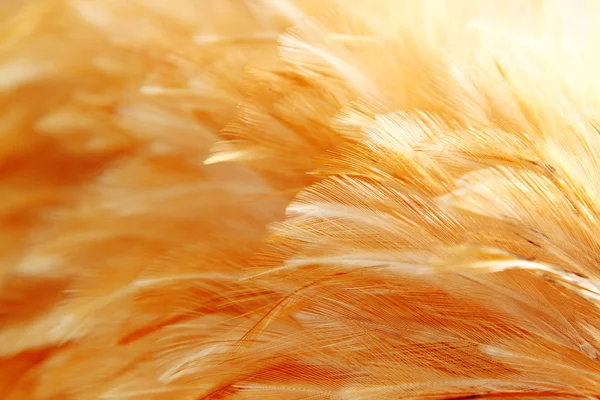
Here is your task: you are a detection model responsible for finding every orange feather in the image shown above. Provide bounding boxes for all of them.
[2,1,600,399]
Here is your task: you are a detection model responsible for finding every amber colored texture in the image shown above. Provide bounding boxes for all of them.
[2,1,600,399]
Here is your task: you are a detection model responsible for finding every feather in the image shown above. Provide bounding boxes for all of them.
[4,1,600,399]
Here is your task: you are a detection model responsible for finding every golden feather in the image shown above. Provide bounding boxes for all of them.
[2,1,600,399]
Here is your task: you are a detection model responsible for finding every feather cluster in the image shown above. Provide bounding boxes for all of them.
[2,1,600,399]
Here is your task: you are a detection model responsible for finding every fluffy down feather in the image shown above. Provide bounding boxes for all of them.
[2,1,600,399]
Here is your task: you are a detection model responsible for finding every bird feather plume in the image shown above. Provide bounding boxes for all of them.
[2,1,600,399]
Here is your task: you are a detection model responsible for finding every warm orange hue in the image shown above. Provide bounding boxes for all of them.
[2,1,600,399]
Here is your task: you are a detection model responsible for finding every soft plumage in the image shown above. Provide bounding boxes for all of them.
[2,1,600,399]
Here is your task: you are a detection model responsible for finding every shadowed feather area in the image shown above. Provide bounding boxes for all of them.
[2,1,600,399]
